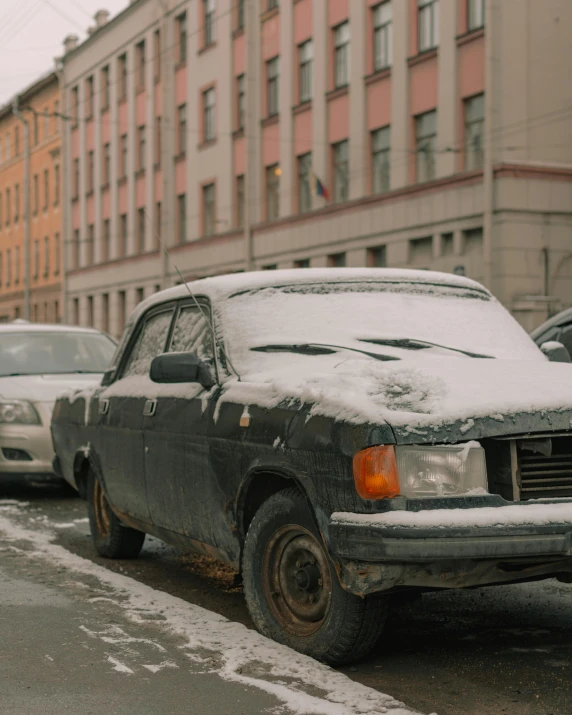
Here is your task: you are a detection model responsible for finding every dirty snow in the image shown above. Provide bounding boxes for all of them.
[332,502,572,529]
[0,513,423,715]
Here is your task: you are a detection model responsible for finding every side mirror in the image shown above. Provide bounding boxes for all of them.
[101,367,115,387]
[540,341,571,363]
[150,352,215,388]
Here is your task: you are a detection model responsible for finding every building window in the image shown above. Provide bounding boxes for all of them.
[103,143,110,185]
[54,165,60,204]
[177,194,186,243]
[14,184,20,222]
[72,230,80,268]
[118,291,126,333]
[44,236,50,277]
[53,101,59,133]
[54,233,60,274]
[86,296,94,327]
[86,75,94,118]
[33,240,39,280]
[153,29,161,80]
[43,169,49,209]
[33,113,39,145]
[266,57,279,116]
[463,94,485,171]
[71,86,79,124]
[101,65,110,109]
[136,40,145,90]
[176,12,187,63]
[137,126,146,171]
[415,110,437,182]
[202,183,215,236]
[120,134,128,178]
[368,245,386,267]
[6,188,10,225]
[294,259,310,268]
[418,0,439,52]
[15,246,20,284]
[33,174,39,215]
[86,224,94,265]
[102,220,110,262]
[136,287,145,305]
[119,214,128,257]
[102,293,109,332]
[297,153,312,213]
[202,89,215,142]
[118,54,127,100]
[237,0,245,29]
[467,0,484,31]
[298,40,313,103]
[332,140,349,203]
[4,133,9,161]
[334,22,350,89]
[328,252,346,268]
[155,117,162,165]
[178,104,187,154]
[267,0,279,9]
[73,159,79,198]
[0,253,2,286]
[154,201,162,247]
[373,2,392,71]
[0,194,2,227]
[265,164,280,221]
[137,207,145,253]
[6,249,11,285]
[372,126,390,193]
[203,0,215,47]
[14,127,19,155]
[87,151,94,193]
[72,299,79,325]
[235,175,245,228]
[236,74,245,130]
[43,107,49,138]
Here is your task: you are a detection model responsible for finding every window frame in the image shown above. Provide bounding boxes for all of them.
[202,89,215,142]
[298,39,313,103]
[203,0,216,47]
[265,163,280,221]
[334,21,350,89]
[371,125,391,194]
[332,140,349,204]
[373,2,392,71]
[167,300,218,384]
[467,0,484,31]
[176,12,187,64]
[417,0,439,53]
[236,74,245,130]
[266,56,279,117]
[202,182,216,236]
[297,152,312,213]
[415,110,437,182]
[464,93,484,171]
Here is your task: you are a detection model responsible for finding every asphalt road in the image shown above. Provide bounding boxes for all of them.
[2,480,572,715]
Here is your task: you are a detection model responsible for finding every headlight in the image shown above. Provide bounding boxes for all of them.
[0,400,41,425]
[396,444,487,498]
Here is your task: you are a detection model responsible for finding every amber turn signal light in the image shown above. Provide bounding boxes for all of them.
[353,446,400,500]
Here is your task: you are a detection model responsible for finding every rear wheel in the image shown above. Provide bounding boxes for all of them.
[242,488,389,665]
[87,471,145,559]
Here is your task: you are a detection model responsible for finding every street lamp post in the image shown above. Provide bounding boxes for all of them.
[12,101,30,321]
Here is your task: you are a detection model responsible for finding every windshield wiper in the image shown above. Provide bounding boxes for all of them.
[360,338,493,359]
[251,343,400,362]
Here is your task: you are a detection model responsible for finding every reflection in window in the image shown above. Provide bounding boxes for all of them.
[169,306,215,376]
[123,310,173,377]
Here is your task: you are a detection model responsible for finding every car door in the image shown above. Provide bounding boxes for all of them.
[96,303,176,523]
[144,299,223,546]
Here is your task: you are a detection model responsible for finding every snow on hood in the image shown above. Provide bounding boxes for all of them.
[215,356,572,433]
[0,373,103,404]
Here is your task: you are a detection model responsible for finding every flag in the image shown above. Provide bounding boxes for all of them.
[309,170,330,200]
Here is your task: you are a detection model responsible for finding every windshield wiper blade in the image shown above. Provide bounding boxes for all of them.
[251,343,400,362]
[360,337,493,359]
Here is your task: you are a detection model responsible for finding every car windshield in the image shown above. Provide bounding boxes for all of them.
[0,331,117,377]
[220,282,544,374]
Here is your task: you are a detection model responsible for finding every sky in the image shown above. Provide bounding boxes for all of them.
[0,0,128,106]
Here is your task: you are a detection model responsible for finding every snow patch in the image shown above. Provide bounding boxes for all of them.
[106,656,134,675]
[142,660,179,674]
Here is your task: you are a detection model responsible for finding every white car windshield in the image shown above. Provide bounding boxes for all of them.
[221,282,544,373]
[0,331,117,377]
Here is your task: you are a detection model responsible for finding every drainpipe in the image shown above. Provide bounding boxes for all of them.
[12,101,30,321]
[482,0,495,291]
[244,0,256,271]
[159,0,171,289]
[55,60,67,323]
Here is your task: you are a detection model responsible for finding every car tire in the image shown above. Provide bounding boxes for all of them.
[87,471,145,559]
[242,487,389,665]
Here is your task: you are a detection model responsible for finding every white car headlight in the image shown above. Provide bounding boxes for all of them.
[0,400,41,425]
[395,444,488,498]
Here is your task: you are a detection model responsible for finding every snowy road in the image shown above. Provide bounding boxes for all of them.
[2,483,572,715]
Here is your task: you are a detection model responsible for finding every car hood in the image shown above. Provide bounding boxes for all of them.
[0,373,103,405]
[218,356,572,443]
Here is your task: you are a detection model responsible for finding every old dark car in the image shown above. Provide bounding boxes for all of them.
[51,268,572,665]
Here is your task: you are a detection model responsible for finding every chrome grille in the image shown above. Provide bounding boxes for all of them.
[518,436,572,500]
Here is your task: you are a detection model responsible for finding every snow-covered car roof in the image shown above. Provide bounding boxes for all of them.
[0,322,104,335]
[132,268,491,323]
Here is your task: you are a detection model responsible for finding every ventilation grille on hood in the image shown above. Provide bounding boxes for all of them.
[518,436,572,500]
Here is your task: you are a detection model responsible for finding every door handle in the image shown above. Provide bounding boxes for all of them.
[143,399,157,417]
[98,398,109,415]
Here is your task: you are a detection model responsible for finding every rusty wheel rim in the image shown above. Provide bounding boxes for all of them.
[93,478,111,538]
[262,524,332,637]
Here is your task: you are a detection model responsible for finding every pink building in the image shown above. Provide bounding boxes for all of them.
[61,0,572,337]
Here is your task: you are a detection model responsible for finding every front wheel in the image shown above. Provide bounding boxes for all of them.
[242,488,389,665]
[87,471,145,559]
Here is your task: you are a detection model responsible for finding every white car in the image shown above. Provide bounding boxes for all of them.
[0,322,116,483]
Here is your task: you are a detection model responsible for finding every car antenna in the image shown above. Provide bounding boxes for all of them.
[143,209,241,382]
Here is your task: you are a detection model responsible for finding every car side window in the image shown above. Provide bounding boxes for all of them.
[534,326,560,347]
[121,309,174,378]
[558,324,572,356]
[169,305,216,378]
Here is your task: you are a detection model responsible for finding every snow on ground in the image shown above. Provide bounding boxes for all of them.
[0,506,426,715]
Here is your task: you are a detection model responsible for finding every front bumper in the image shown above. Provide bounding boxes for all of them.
[329,501,572,594]
[0,403,56,478]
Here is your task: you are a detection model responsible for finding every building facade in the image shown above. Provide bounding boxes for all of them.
[61,0,572,338]
[0,72,62,322]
